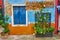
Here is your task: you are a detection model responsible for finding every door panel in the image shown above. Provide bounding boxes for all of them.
[13,6,26,25]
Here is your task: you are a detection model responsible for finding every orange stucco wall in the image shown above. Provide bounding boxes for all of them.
[7,23,55,35]
[7,24,34,35]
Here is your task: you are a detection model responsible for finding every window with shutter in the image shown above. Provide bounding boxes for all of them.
[12,4,28,26]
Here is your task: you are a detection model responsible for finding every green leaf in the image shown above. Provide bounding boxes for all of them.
[47,27,54,32]
[0,14,9,33]
[43,29,47,34]
[0,13,2,16]
[0,20,4,25]
[39,28,43,34]
[3,28,9,33]
[1,23,6,28]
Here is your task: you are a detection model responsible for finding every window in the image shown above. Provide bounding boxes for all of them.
[35,12,51,26]
[12,4,27,26]
[35,13,51,22]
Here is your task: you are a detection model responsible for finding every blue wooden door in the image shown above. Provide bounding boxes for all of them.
[13,6,26,25]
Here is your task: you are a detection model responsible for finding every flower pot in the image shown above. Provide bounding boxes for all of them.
[0,26,4,33]
[36,32,53,37]
[1,32,8,39]
[0,26,4,37]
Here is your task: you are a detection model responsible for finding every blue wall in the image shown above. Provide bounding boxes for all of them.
[7,7,55,23]
[28,10,35,23]
[28,0,43,2]
[6,0,55,23]
[27,7,55,23]
[7,0,25,4]
[7,0,43,4]
[42,7,55,22]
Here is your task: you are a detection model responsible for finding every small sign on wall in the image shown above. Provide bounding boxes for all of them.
[57,6,60,14]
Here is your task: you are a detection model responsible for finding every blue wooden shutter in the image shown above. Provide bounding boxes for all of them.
[13,6,26,25]
[19,6,26,24]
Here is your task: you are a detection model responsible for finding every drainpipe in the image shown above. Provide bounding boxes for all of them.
[2,0,4,16]
[55,0,58,34]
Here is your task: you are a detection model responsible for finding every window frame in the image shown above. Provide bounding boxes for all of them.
[12,4,28,26]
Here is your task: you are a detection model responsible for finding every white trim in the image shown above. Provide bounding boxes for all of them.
[12,4,28,27]
[12,4,26,6]
[28,22,35,24]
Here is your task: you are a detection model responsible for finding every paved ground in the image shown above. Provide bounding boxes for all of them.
[0,35,34,40]
[35,34,60,40]
[0,34,60,40]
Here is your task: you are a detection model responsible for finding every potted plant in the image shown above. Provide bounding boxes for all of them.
[0,13,9,38]
[33,9,54,37]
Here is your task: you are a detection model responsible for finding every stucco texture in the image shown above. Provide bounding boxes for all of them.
[4,0,34,35]
[4,0,55,35]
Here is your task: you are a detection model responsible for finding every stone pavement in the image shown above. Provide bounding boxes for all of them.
[0,35,34,40]
[35,34,60,40]
[0,34,60,40]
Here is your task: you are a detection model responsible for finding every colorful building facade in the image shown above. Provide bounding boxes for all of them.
[0,0,59,35]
